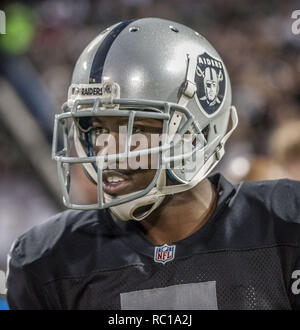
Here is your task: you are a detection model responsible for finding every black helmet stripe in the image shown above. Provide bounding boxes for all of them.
[90,20,135,83]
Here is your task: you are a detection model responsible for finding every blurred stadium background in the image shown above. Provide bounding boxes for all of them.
[0,0,299,309]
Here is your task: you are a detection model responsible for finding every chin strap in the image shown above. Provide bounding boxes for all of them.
[104,170,167,221]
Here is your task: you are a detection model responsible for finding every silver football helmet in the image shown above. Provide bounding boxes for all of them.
[52,18,238,220]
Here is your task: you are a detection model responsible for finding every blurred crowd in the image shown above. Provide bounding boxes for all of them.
[0,0,299,283]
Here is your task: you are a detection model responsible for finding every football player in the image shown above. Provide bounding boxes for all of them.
[6,18,300,310]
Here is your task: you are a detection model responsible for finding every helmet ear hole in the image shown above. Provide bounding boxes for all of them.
[201,125,210,144]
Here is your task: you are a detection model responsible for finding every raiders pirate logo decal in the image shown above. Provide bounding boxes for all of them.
[195,52,226,116]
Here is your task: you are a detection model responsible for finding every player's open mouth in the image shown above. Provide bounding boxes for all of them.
[102,170,134,195]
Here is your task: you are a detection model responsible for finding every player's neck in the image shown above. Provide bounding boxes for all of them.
[140,178,217,246]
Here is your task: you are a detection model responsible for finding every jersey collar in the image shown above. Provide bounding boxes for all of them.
[103,173,237,259]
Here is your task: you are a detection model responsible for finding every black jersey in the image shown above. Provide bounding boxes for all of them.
[6,174,300,310]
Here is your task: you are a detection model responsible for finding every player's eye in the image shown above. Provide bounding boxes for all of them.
[93,126,109,135]
[90,126,110,144]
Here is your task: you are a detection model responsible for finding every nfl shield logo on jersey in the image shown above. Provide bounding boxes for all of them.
[154,244,176,264]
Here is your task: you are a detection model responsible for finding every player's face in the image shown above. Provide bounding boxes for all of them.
[90,115,163,196]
